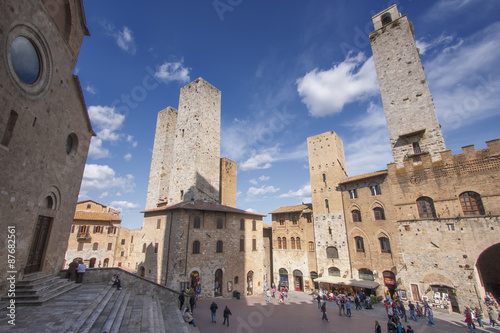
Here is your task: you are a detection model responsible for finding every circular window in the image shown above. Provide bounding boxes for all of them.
[5,23,52,98]
[10,36,40,84]
[66,133,78,156]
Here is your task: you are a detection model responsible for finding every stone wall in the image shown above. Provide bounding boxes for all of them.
[219,158,237,208]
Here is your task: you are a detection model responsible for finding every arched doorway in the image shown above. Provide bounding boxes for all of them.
[477,243,500,302]
[190,271,200,293]
[247,271,254,295]
[293,270,303,291]
[215,269,223,297]
[279,268,288,289]
[103,258,109,267]
[383,271,396,297]
[139,266,145,278]
[310,271,318,290]
[89,258,97,268]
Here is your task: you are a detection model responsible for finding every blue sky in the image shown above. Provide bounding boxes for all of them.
[76,0,500,229]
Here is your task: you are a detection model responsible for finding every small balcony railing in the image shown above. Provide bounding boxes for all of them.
[77,232,91,241]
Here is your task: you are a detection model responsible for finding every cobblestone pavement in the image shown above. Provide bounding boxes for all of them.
[193,291,500,333]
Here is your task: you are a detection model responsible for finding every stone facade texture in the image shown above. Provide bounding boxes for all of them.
[0,0,93,293]
[219,157,237,208]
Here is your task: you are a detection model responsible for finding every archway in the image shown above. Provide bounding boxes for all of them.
[383,271,396,297]
[247,271,254,295]
[215,269,223,297]
[293,270,303,291]
[190,271,200,292]
[103,258,109,267]
[477,243,500,302]
[279,268,289,289]
[89,258,97,268]
[139,266,145,278]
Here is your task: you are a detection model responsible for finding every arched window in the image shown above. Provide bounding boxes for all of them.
[373,207,385,220]
[379,237,391,253]
[240,219,245,230]
[325,199,329,210]
[277,237,282,249]
[142,243,147,253]
[309,241,314,252]
[291,237,296,250]
[296,237,301,250]
[217,217,223,229]
[252,237,257,251]
[194,216,201,228]
[352,209,362,222]
[355,236,365,252]
[459,191,485,215]
[326,246,339,258]
[193,240,200,254]
[417,197,436,218]
[359,268,374,281]
[282,237,287,249]
[216,240,223,253]
[92,242,98,251]
[252,220,256,231]
[328,267,340,277]
[240,236,245,252]
[234,276,239,284]
[103,258,109,267]
[381,12,392,26]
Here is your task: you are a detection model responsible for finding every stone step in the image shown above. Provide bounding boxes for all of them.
[109,291,131,333]
[95,289,129,333]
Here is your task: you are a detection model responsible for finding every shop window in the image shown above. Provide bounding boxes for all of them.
[328,267,340,277]
[352,209,362,222]
[240,236,245,252]
[379,237,391,253]
[417,197,436,218]
[355,236,365,252]
[193,240,200,254]
[459,191,485,215]
[194,216,201,228]
[217,217,223,229]
[374,207,385,220]
[216,240,223,253]
[326,246,339,258]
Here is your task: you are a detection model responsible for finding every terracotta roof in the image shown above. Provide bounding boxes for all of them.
[74,211,122,222]
[141,200,266,217]
[269,204,312,214]
[338,170,388,185]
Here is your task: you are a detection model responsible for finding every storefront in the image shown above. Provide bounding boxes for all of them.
[293,270,303,291]
[424,285,460,313]
[279,268,289,288]
[383,271,396,298]
[313,276,379,295]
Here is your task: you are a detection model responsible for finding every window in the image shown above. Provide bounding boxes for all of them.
[107,243,112,251]
[77,242,84,251]
[252,237,257,251]
[379,237,391,253]
[252,220,256,231]
[157,219,161,229]
[370,185,381,196]
[240,219,245,230]
[325,199,329,211]
[291,237,296,250]
[86,203,91,209]
[71,225,75,233]
[103,258,109,267]
[352,209,362,222]
[130,236,134,243]
[94,226,103,233]
[459,191,485,215]
[279,215,285,226]
[193,241,200,254]
[355,236,365,252]
[154,243,159,253]
[359,268,374,281]
[292,215,298,225]
[326,246,339,258]
[277,237,282,249]
[349,189,358,199]
[282,237,287,249]
[120,251,124,257]
[217,217,223,229]
[142,243,147,253]
[216,240,223,253]
[306,214,311,223]
[234,276,239,284]
[10,37,40,83]
[417,197,436,218]
[93,242,98,251]
[322,173,327,183]
[381,12,392,26]
[309,241,314,252]
[447,223,455,231]
[108,226,117,234]
[121,239,125,245]
[79,225,89,233]
[194,216,201,228]
[296,237,301,250]
[328,267,340,277]
[412,141,421,154]
[374,207,385,220]
[240,237,245,252]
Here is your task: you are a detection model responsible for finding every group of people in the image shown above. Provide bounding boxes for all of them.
[385,297,429,332]
[66,259,87,283]
[265,283,288,303]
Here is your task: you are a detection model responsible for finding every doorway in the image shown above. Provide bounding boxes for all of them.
[215,269,223,297]
[247,271,254,295]
[477,243,500,302]
[24,216,53,274]
[293,270,303,291]
[89,258,97,268]
[411,284,420,301]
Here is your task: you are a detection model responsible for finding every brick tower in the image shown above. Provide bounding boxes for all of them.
[369,5,446,167]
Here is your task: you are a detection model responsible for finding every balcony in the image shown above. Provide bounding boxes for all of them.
[77,232,91,241]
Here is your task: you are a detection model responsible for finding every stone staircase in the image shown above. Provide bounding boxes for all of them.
[0,272,81,306]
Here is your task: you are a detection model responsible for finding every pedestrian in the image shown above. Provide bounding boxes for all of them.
[321,302,329,322]
[408,301,417,321]
[266,289,271,303]
[406,325,414,333]
[111,274,122,290]
[346,298,352,317]
[423,299,429,317]
[355,295,362,310]
[341,296,346,315]
[426,306,435,327]
[388,306,394,320]
[75,261,86,283]
[285,286,288,298]
[264,282,267,292]
[387,319,397,333]
[183,307,196,327]
[272,287,276,298]
[474,307,484,328]
[337,298,342,316]
[416,302,423,317]
[487,307,499,327]
[189,294,196,313]
[317,294,322,309]
[375,320,382,333]
[279,292,284,303]
[396,321,406,333]
[223,305,232,327]
[67,259,79,281]
[210,301,218,323]
[178,291,185,310]
[465,307,475,332]
[399,301,407,323]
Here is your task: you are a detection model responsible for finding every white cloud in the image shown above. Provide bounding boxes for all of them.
[249,179,258,185]
[240,144,307,171]
[259,175,270,181]
[278,185,312,203]
[154,60,191,84]
[245,208,257,213]
[99,192,108,199]
[247,185,280,197]
[88,137,110,159]
[124,153,132,161]
[110,200,141,211]
[116,26,136,54]
[87,105,128,159]
[127,135,138,148]
[81,164,135,194]
[416,33,455,55]
[85,85,97,95]
[296,52,379,117]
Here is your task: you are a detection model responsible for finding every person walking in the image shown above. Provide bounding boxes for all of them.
[285,286,288,299]
[266,289,271,303]
[341,297,346,315]
[408,301,417,321]
[355,295,362,310]
[67,259,79,281]
[465,307,475,332]
[375,320,382,333]
[475,307,484,328]
[426,306,435,327]
[178,291,185,311]
[399,301,407,323]
[487,307,499,327]
[317,294,322,309]
[346,298,352,317]
[75,261,86,283]
[321,302,329,323]
[337,298,343,316]
[189,294,196,314]
[223,306,232,327]
[396,321,405,333]
[209,301,218,323]
[406,325,414,333]
[272,287,276,298]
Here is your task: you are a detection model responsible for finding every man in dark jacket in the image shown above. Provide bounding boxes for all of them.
[210,301,218,323]
[178,291,185,310]
[189,294,196,313]
[223,306,232,327]
[67,259,79,281]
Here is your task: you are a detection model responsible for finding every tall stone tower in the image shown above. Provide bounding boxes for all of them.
[369,5,446,167]
[307,131,351,279]
[219,157,237,208]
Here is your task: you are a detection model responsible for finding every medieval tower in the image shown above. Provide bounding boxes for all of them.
[307,131,351,279]
[369,5,446,167]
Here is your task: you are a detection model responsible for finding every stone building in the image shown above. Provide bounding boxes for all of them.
[64,200,122,269]
[0,0,93,293]
[269,204,316,291]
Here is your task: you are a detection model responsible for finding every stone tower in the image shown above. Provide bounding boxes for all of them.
[369,5,446,168]
[307,131,351,279]
[219,157,237,208]
[145,78,222,209]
